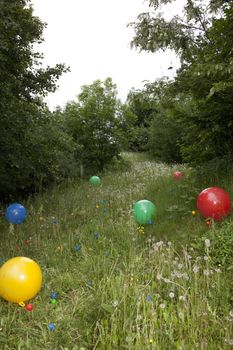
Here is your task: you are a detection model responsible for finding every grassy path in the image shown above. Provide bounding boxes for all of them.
[0,153,232,349]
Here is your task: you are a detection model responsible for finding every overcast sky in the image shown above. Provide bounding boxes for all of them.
[31,0,186,110]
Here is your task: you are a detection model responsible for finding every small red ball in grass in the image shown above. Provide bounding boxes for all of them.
[173,171,184,180]
[205,219,212,228]
[25,304,33,311]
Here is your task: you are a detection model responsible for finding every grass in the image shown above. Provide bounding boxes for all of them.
[0,152,232,349]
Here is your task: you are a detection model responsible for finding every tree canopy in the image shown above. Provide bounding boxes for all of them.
[0,0,71,199]
[128,0,233,163]
[61,78,125,172]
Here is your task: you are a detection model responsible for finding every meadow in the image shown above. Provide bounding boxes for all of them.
[0,153,232,350]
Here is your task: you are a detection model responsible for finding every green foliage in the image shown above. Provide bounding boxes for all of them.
[115,103,138,150]
[176,5,233,162]
[0,0,71,200]
[129,0,233,164]
[125,88,157,151]
[62,78,124,173]
[0,153,232,349]
[0,104,77,198]
[210,222,233,270]
[148,112,182,162]
[141,81,183,162]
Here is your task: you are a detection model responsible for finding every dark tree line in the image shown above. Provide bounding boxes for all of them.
[0,1,131,201]
[126,0,233,164]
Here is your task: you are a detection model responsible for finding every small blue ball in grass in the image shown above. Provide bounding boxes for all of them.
[94,232,100,239]
[5,203,27,224]
[49,323,55,331]
[50,292,57,299]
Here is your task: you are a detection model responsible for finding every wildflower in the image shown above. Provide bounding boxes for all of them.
[159,303,166,309]
[204,239,211,248]
[225,338,233,345]
[182,273,189,280]
[112,300,119,307]
[203,269,210,276]
[193,265,199,273]
[178,263,183,270]
[146,295,153,302]
[169,292,175,299]
[203,256,208,261]
[171,270,179,278]
[179,295,186,302]
[164,278,170,283]
[214,268,221,273]
[157,240,164,247]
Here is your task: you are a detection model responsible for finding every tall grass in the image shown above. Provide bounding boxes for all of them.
[0,152,232,349]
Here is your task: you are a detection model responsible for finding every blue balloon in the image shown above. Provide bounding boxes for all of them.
[5,203,27,224]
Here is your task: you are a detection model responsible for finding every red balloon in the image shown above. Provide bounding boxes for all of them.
[197,187,231,221]
[173,171,184,180]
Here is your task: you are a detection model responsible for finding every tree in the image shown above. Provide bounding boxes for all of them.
[129,0,227,64]
[129,0,233,163]
[125,87,157,151]
[63,78,123,172]
[0,0,70,199]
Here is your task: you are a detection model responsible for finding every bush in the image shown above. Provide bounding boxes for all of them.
[148,113,182,163]
[209,221,233,270]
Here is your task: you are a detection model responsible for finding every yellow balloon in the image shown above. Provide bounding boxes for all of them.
[0,257,42,303]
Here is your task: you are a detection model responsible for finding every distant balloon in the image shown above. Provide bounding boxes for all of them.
[173,171,184,180]
[89,176,101,187]
[197,187,231,221]
[133,200,156,225]
[5,203,27,224]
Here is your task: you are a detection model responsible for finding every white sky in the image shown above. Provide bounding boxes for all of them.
[31,0,186,110]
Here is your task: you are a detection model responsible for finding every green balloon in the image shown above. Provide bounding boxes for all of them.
[89,176,101,187]
[133,199,156,225]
